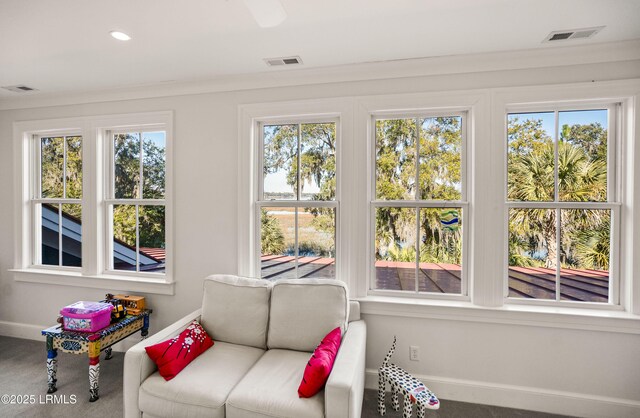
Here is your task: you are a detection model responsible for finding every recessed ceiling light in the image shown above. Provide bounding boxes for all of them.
[110,31,131,41]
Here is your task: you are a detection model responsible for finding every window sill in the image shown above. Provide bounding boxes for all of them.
[10,268,175,295]
[356,295,640,334]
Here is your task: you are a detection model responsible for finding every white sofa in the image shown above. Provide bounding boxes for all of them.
[123,275,366,418]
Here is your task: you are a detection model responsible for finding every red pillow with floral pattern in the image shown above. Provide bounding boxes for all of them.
[145,320,214,380]
[298,327,342,398]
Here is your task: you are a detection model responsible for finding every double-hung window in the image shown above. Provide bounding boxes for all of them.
[257,119,338,280]
[15,112,172,293]
[371,112,467,296]
[33,133,83,268]
[106,128,167,274]
[506,104,619,305]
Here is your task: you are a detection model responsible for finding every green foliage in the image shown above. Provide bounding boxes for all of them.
[507,116,609,270]
[261,209,285,255]
[110,133,166,250]
[259,114,609,273]
[40,136,83,218]
[262,123,336,255]
[293,241,333,257]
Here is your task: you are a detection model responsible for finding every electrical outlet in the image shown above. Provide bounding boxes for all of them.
[410,345,419,361]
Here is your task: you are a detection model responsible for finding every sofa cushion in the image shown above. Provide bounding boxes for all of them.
[298,327,342,398]
[139,341,264,418]
[268,278,348,352]
[201,274,272,349]
[227,349,324,418]
[145,320,214,381]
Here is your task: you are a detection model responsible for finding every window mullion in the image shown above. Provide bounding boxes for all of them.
[296,124,301,277]
[135,204,140,273]
[414,118,420,294]
[138,132,143,199]
[58,204,63,266]
[63,136,67,199]
[556,208,561,301]
[554,110,559,202]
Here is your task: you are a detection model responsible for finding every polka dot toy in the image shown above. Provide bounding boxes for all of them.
[378,336,440,417]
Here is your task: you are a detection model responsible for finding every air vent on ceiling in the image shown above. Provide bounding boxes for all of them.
[2,84,39,93]
[264,56,303,67]
[544,26,604,43]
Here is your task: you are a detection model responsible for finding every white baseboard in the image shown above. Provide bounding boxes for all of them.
[366,369,640,418]
[0,320,136,352]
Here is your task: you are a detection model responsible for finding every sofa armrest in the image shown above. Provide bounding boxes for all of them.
[325,319,366,418]
[123,309,202,418]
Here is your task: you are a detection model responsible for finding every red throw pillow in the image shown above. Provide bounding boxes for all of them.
[145,320,214,381]
[298,327,342,398]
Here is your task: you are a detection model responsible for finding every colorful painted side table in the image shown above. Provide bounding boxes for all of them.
[42,309,152,402]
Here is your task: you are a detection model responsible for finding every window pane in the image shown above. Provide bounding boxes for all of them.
[142,132,166,199]
[41,137,64,198]
[113,204,137,271]
[61,204,82,267]
[114,133,141,199]
[374,207,417,292]
[507,112,555,201]
[419,117,462,200]
[139,205,165,273]
[558,110,608,202]
[418,208,462,294]
[261,206,296,279]
[507,208,556,300]
[263,125,298,200]
[65,136,82,198]
[376,118,417,200]
[300,123,336,201]
[298,207,335,279]
[41,204,60,265]
[559,209,610,302]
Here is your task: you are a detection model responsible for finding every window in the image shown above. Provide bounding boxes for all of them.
[107,129,167,274]
[34,134,83,267]
[371,113,467,296]
[506,105,618,304]
[257,120,338,280]
[14,112,173,294]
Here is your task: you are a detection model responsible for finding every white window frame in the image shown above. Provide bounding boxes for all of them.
[104,125,168,278]
[238,98,355,289]
[30,131,84,271]
[236,83,639,331]
[504,102,621,308]
[369,110,469,300]
[12,111,174,295]
[255,117,340,279]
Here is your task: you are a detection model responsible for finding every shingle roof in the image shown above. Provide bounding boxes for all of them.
[260,256,609,302]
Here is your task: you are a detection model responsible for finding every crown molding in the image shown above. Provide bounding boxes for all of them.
[1,39,639,111]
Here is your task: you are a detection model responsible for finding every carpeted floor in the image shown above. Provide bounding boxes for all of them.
[0,336,570,418]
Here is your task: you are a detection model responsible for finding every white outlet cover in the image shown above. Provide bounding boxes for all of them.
[410,345,419,361]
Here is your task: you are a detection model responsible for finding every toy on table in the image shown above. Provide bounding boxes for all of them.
[112,294,146,316]
[102,294,127,323]
[378,336,439,418]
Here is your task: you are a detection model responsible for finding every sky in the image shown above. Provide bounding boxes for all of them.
[508,109,608,139]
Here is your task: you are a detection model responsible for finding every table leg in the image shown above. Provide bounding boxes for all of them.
[141,314,149,338]
[46,336,57,394]
[88,340,100,402]
[104,347,113,360]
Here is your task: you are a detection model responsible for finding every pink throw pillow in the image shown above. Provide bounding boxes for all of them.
[145,320,214,381]
[298,327,342,398]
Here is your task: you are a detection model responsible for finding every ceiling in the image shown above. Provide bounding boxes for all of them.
[1,0,639,98]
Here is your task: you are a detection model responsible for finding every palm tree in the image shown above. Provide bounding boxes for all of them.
[507,120,608,269]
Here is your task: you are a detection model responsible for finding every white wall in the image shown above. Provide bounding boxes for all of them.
[1,45,640,417]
